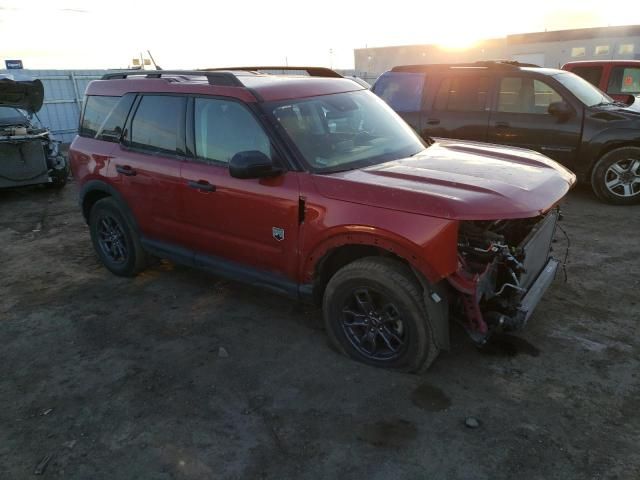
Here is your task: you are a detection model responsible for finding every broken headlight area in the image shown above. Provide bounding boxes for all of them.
[448,210,560,343]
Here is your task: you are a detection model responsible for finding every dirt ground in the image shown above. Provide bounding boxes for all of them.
[0,181,639,480]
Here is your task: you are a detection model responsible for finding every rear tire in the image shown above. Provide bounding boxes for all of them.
[322,257,441,372]
[591,147,640,205]
[89,197,148,276]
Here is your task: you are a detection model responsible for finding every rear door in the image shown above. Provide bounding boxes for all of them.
[486,75,582,168]
[422,72,492,142]
[178,96,301,281]
[115,94,187,245]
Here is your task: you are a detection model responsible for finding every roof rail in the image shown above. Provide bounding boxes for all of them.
[202,66,343,78]
[101,70,244,87]
[391,60,540,72]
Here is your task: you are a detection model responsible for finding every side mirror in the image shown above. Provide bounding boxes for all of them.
[621,94,636,106]
[548,101,573,118]
[229,151,282,179]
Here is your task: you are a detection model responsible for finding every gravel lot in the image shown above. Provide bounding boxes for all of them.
[1,182,639,479]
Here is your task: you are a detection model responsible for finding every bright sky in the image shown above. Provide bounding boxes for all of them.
[1,0,638,70]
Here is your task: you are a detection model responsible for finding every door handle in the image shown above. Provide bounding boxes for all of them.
[426,118,440,125]
[116,165,137,176]
[187,180,216,192]
[495,121,510,128]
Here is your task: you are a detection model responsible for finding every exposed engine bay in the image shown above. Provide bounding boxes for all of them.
[449,210,560,342]
[0,77,68,189]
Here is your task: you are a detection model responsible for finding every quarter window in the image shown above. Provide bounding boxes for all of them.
[497,77,562,114]
[433,76,489,112]
[373,72,426,112]
[80,96,119,139]
[130,95,185,155]
[194,98,271,164]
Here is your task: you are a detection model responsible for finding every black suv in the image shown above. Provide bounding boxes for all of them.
[372,61,640,205]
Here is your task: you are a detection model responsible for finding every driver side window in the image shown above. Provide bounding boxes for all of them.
[194,98,272,164]
[497,77,562,114]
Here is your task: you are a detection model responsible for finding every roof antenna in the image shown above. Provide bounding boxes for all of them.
[147,50,162,70]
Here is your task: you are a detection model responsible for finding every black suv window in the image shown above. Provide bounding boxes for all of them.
[497,77,562,114]
[194,98,271,164]
[130,95,185,155]
[434,76,490,112]
[607,66,640,94]
[80,96,119,138]
[373,72,426,112]
[570,66,603,88]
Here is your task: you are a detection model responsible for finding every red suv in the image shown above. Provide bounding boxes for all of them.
[562,60,640,102]
[70,68,575,372]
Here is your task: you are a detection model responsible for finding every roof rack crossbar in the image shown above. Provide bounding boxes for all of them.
[101,70,244,87]
[202,66,343,78]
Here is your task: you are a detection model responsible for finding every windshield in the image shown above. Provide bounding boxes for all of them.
[0,107,28,125]
[553,72,613,107]
[266,90,426,173]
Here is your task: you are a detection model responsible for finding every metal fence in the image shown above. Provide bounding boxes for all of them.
[0,69,106,143]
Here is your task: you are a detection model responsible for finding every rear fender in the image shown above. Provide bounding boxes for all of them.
[79,180,139,233]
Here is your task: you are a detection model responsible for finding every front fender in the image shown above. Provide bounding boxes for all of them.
[580,127,640,178]
[300,219,459,285]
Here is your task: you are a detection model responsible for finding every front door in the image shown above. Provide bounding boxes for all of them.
[179,97,300,281]
[486,76,582,169]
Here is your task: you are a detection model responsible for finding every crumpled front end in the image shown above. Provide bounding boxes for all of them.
[447,210,561,343]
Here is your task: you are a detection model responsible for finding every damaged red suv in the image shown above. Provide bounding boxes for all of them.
[69,67,575,372]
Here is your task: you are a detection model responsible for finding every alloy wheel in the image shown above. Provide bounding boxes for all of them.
[604,158,640,198]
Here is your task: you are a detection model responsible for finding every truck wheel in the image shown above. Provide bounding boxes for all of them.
[591,147,640,205]
[89,197,148,276]
[322,257,440,372]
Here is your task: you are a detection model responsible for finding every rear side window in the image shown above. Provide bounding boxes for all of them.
[129,95,185,155]
[434,76,489,112]
[373,72,425,112]
[570,66,603,88]
[80,96,119,138]
[607,66,640,94]
[194,98,271,164]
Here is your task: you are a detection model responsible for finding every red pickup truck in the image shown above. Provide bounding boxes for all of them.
[562,60,640,102]
[69,68,575,372]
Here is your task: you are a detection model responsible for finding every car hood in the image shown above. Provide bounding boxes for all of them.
[311,138,576,221]
[0,78,44,113]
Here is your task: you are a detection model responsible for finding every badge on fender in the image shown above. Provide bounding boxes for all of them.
[272,227,285,241]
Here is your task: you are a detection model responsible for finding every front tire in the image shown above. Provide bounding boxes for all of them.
[89,197,148,276]
[591,147,640,205]
[322,257,441,372]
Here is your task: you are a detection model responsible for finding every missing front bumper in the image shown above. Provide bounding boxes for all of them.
[517,257,559,326]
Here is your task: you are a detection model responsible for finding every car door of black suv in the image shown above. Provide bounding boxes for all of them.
[421,72,493,142]
[486,75,582,169]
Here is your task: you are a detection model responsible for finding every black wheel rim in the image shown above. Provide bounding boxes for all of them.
[340,287,408,362]
[97,215,128,264]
